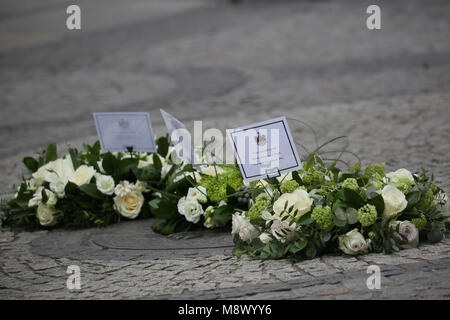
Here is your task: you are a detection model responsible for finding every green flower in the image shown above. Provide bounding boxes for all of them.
[411,213,427,231]
[302,170,325,187]
[417,188,434,211]
[203,205,219,228]
[357,204,378,227]
[364,163,385,178]
[246,193,271,221]
[342,178,359,191]
[199,167,243,203]
[280,180,300,193]
[311,205,334,230]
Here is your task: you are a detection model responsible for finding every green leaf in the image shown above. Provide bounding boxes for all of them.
[292,171,303,185]
[152,153,162,171]
[23,157,39,172]
[297,212,312,225]
[343,188,365,209]
[289,238,307,254]
[427,228,443,243]
[117,158,139,177]
[157,137,169,157]
[45,143,57,163]
[406,191,421,210]
[148,198,177,220]
[79,184,104,200]
[102,153,117,176]
[68,148,79,169]
[368,194,385,216]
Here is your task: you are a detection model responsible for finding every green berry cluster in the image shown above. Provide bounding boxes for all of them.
[280,180,300,193]
[342,178,359,191]
[246,193,271,221]
[411,213,427,231]
[357,204,378,227]
[311,205,334,230]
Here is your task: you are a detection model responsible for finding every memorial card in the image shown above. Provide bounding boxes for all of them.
[227,116,301,183]
[93,112,156,153]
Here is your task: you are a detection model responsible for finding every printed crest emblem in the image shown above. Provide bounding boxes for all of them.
[255,132,267,146]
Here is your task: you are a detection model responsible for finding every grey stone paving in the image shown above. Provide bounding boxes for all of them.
[1,0,450,299]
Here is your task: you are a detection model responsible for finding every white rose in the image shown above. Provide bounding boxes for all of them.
[186,186,208,203]
[113,191,144,219]
[177,197,204,224]
[259,232,273,244]
[69,165,95,186]
[45,157,75,183]
[270,219,298,242]
[231,213,259,243]
[32,161,56,185]
[49,177,68,198]
[114,181,134,197]
[95,174,115,195]
[36,203,61,227]
[391,220,419,249]
[338,229,370,255]
[386,168,414,184]
[272,188,313,219]
[382,185,408,218]
[28,187,57,207]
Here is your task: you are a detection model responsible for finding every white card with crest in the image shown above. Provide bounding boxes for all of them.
[93,112,156,153]
[226,116,302,183]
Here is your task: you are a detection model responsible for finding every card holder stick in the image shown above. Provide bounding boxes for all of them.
[265,168,281,180]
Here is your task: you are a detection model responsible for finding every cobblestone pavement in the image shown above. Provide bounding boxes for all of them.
[1,0,450,299]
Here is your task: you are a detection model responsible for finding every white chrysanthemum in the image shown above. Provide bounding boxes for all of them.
[114,181,134,197]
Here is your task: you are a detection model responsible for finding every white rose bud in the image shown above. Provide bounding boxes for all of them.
[36,203,61,227]
[231,212,259,243]
[391,220,419,248]
[382,185,408,218]
[338,229,370,255]
[186,186,208,204]
[95,174,115,195]
[69,165,95,186]
[177,197,204,224]
[272,188,313,219]
[113,191,144,219]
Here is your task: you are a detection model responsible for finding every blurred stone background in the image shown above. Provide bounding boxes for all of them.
[1,0,449,192]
